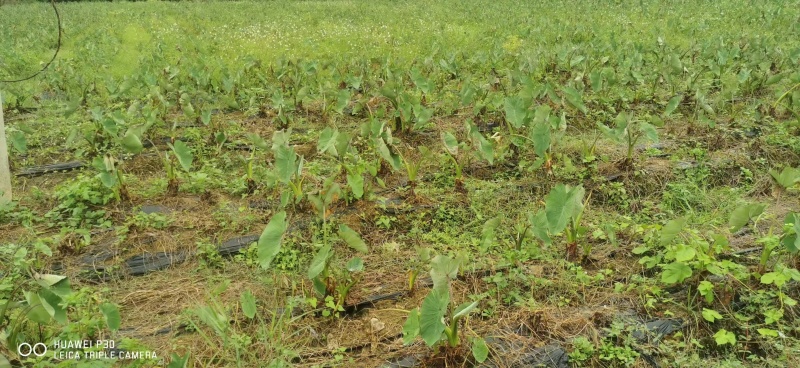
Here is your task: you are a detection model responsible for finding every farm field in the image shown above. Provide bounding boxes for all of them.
[1,0,800,367]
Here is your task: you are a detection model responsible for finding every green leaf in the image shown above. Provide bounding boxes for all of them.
[24,292,51,324]
[530,210,552,245]
[335,89,350,115]
[471,337,489,363]
[100,303,121,331]
[661,262,692,284]
[37,288,66,324]
[561,86,588,114]
[308,244,332,279]
[338,224,368,253]
[480,217,501,251]
[375,138,401,170]
[769,167,800,189]
[639,122,659,143]
[713,329,736,346]
[274,144,298,184]
[0,354,11,368]
[346,257,364,272]
[346,171,364,199]
[241,290,257,319]
[121,130,144,154]
[757,328,779,337]
[664,95,682,116]
[452,300,480,321]
[318,127,340,156]
[246,133,269,151]
[257,211,288,269]
[167,353,191,368]
[8,130,27,154]
[419,289,450,347]
[729,203,766,232]
[171,140,193,171]
[442,131,459,156]
[402,308,420,345]
[674,244,696,262]
[531,118,551,158]
[702,308,723,322]
[660,217,687,246]
[545,184,585,234]
[503,96,529,128]
[430,255,460,293]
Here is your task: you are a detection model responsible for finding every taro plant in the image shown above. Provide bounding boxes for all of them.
[242,133,270,194]
[92,155,130,202]
[162,140,194,196]
[406,247,432,293]
[306,223,369,316]
[441,131,466,192]
[400,146,431,198]
[769,166,800,193]
[402,255,488,363]
[529,184,588,261]
[271,130,305,207]
[596,112,659,168]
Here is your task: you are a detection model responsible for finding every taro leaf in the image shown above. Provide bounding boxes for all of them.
[24,292,51,324]
[531,118,551,157]
[729,203,767,232]
[461,84,476,105]
[664,95,682,116]
[430,255,460,293]
[402,308,421,345]
[530,210,552,245]
[335,89,350,115]
[669,54,683,74]
[472,337,489,363]
[338,224,368,253]
[100,303,121,331]
[121,130,144,154]
[589,70,603,91]
[545,184,585,234]
[503,96,529,129]
[246,133,269,151]
[561,86,588,114]
[783,213,800,253]
[452,300,480,321]
[240,290,257,319]
[38,288,66,324]
[376,138,401,170]
[35,274,70,297]
[274,144,297,184]
[167,353,191,368]
[334,131,351,157]
[271,129,292,150]
[640,122,659,143]
[347,171,364,199]
[414,105,434,129]
[0,354,10,368]
[317,127,339,156]
[257,211,288,269]
[8,130,27,154]
[419,289,450,347]
[442,131,459,156]
[308,244,332,279]
[480,217,501,251]
[472,132,494,165]
[346,257,364,272]
[171,140,193,171]
[201,109,212,126]
[769,167,800,189]
[660,217,687,246]
[661,262,692,284]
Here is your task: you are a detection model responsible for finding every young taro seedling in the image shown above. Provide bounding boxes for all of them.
[156,139,194,197]
[402,255,488,363]
[242,133,270,194]
[92,155,130,202]
[271,130,305,207]
[528,184,588,261]
[596,112,659,169]
[400,146,431,198]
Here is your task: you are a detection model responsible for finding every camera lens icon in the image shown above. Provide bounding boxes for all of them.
[17,343,48,357]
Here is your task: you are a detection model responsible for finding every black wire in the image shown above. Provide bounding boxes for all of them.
[0,0,61,83]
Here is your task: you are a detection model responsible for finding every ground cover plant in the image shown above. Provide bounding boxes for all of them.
[1,0,800,366]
